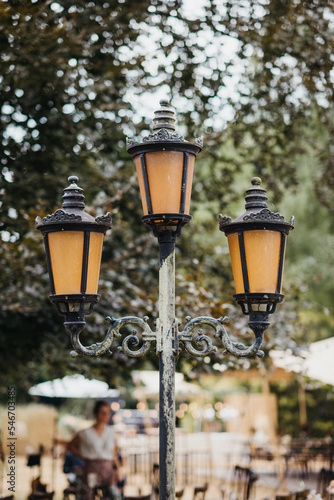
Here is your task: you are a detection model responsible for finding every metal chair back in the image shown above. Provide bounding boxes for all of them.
[193,482,208,500]
[233,465,258,500]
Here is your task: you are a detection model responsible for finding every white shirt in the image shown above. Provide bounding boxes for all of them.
[78,425,115,460]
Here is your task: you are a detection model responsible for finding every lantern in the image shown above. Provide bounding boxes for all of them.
[126,100,202,234]
[219,177,294,315]
[35,176,111,321]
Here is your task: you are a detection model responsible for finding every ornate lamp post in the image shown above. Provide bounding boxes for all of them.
[36,100,294,500]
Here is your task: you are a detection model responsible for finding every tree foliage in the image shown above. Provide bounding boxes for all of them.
[1,0,333,398]
[207,0,334,199]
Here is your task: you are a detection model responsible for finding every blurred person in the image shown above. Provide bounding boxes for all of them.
[69,399,120,500]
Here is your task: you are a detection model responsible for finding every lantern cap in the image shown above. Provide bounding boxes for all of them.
[126,99,203,154]
[153,99,176,132]
[219,177,295,234]
[62,175,85,210]
[35,175,112,232]
[245,177,268,210]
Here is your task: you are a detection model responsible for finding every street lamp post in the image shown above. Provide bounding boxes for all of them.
[36,100,294,500]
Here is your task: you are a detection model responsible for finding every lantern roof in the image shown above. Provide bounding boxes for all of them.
[35,176,112,232]
[219,177,295,234]
[126,99,203,155]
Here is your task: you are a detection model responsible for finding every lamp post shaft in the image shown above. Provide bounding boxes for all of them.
[158,233,176,500]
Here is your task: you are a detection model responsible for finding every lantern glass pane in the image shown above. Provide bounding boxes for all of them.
[244,229,282,293]
[146,151,183,214]
[135,151,194,215]
[135,156,149,215]
[48,231,84,294]
[228,230,285,295]
[184,154,195,214]
[86,232,104,294]
[227,232,244,294]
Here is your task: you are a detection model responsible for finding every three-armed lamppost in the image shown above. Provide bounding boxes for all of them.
[36,100,294,499]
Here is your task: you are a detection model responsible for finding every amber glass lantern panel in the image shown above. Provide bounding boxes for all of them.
[228,232,244,294]
[48,231,104,295]
[135,151,195,215]
[227,230,285,295]
[86,231,104,294]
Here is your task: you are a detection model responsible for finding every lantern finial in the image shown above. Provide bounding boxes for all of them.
[62,175,85,210]
[153,100,176,132]
[245,176,268,210]
[251,176,262,186]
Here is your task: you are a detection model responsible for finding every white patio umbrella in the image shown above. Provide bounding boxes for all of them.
[270,336,334,386]
[28,374,120,399]
[132,370,202,399]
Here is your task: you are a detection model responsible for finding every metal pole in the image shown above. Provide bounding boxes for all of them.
[158,232,176,500]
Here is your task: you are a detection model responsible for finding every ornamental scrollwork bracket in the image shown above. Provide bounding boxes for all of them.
[114,316,157,358]
[177,316,228,357]
[177,315,265,358]
[67,316,157,359]
[67,313,265,360]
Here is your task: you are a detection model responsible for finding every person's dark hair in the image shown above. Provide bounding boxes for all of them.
[93,399,110,417]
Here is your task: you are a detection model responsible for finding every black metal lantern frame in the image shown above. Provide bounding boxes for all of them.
[127,138,202,229]
[126,101,202,239]
[219,178,294,327]
[35,176,112,325]
[220,217,291,314]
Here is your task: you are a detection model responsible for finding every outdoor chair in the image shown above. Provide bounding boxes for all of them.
[233,465,258,500]
[150,464,184,500]
[93,483,112,499]
[193,482,208,500]
[28,493,54,500]
[28,476,55,500]
[175,488,185,498]
[63,484,76,500]
[151,463,159,500]
[295,489,310,500]
[317,467,334,498]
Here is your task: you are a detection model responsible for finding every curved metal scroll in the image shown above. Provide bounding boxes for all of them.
[219,327,265,358]
[178,315,265,358]
[68,316,156,358]
[178,316,228,357]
